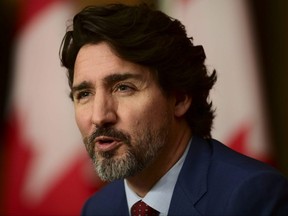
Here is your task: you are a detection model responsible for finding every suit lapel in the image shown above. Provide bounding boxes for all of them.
[117,197,129,216]
[110,180,130,215]
[168,137,211,215]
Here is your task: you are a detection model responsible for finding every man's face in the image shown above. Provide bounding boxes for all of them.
[73,43,176,181]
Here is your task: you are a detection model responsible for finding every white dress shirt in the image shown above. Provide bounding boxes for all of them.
[124,138,192,216]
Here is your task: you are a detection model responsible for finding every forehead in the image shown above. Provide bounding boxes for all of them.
[74,43,152,84]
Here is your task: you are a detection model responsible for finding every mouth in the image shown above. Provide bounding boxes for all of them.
[95,136,123,152]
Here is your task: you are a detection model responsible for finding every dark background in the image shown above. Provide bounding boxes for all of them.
[249,0,288,176]
[0,1,16,145]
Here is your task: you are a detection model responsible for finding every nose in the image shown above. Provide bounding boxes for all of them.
[91,91,117,128]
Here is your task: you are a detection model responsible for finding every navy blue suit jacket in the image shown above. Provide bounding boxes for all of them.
[82,137,288,215]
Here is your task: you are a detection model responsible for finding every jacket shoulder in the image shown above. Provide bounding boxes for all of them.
[198,138,288,215]
[209,139,278,173]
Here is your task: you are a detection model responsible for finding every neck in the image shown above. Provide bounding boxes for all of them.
[126,122,192,197]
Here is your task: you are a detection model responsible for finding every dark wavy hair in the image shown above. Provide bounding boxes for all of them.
[60,3,217,138]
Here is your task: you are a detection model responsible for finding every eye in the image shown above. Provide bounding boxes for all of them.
[74,91,91,101]
[114,83,136,93]
[117,85,132,91]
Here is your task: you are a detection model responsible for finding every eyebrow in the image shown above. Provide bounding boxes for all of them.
[103,73,142,86]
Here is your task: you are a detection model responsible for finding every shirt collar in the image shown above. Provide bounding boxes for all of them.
[125,138,192,215]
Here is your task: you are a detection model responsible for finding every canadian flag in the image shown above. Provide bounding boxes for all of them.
[159,0,272,163]
[3,0,100,215]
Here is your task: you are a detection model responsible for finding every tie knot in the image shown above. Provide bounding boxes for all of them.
[131,200,159,216]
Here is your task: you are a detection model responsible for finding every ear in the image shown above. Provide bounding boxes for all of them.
[174,92,192,117]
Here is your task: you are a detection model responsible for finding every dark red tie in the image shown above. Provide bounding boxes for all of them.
[131,200,159,216]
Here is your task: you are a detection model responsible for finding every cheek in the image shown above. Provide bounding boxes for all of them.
[120,96,171,130]
[74,107,91,137]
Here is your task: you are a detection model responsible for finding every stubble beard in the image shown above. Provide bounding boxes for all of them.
[83,118,170,182]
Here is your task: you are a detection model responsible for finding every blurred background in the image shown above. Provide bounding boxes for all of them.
[0,0,287,215]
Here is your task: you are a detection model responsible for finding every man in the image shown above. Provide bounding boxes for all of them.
[60,3,288,215]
